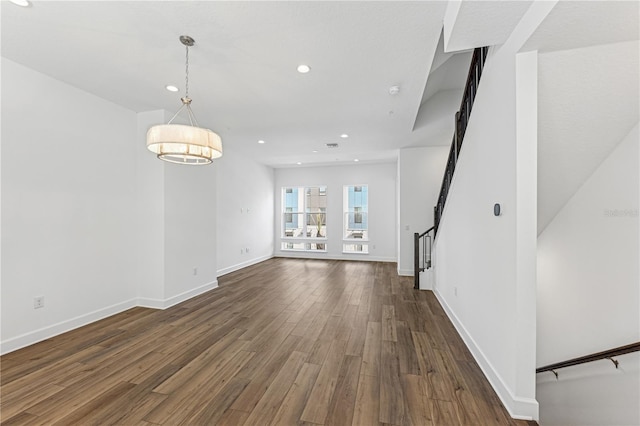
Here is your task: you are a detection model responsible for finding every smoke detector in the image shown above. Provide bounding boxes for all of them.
[389,85,400,95]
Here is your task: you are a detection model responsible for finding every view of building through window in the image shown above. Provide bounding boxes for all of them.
[306,187,327,239]
[281,185,369,254]
[282,186,327,252]
[343,185,369,253]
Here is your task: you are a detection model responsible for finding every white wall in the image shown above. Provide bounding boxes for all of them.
[274,162,396,262]
[1,58,139,352]
[164,162,218,300]
[216,147,274,276]
[1,58,223,353]
[136,110,167,302]
[432,4,557,420]
[135,111,220,308]
[397,147,448,276]
[432,42,531,418]
[537,123,639,425]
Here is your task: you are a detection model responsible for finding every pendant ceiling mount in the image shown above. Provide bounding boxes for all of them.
[146,35,222,165]
[179,35,195,47]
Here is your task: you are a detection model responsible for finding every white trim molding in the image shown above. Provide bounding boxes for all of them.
[137,280,218,310]
[217,254,273,278]
[433,288,539,421]
[0,298,138,355]
[1,280,219,355]
[274,253,396,263]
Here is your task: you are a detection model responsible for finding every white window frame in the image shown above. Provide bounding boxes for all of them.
[343,184,369,254]
[281,186,327,252]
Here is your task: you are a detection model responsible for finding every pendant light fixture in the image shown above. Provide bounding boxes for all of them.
[147,35,222,165]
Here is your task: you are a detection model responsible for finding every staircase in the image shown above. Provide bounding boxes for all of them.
[414,46,489,290]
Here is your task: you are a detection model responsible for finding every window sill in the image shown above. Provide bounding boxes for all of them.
[282,237,328,241]
[281,248,328,253]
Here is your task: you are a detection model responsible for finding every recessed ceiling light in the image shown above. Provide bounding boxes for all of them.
[165,85,179,92]
[340,134,349,139]
[296,162,302,165]
[354,159,359,162]
[297,64,311,74]
[312,150,318,153]
[389,85,400,95]
[258,140,265,144]
[9,0,29,6]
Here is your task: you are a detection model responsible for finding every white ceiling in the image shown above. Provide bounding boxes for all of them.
[537,40,639,232]
[4,1,636,228]
[1,0,456,168]
[529,1,640,232]
[419,31,472,109]
[522,0,640,54]
[444,0,534,52]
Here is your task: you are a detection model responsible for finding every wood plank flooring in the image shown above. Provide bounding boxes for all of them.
[1,258,536,425]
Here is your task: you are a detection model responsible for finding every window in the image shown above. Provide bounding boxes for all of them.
[354,206,362,224]
[343,185,368,253]
[343,243,368,253]
[283,187,303,238]
[282,186,327,252]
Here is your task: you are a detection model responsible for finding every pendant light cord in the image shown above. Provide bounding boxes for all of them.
[167,36,200,127]
[185,44,189,99]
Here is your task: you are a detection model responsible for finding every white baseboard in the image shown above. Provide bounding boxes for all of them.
[1,280,220,355]
[137,280,218,309]
[274,253,396,263]
[433,288,539,421]
[419,269,434,290]
[217,254,273,277]
[0,298,138,355]
[398,269,433,291]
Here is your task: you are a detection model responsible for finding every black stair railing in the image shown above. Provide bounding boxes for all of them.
[414,226,434,289]
[414,46,489,290]
[537,342,640,379]
[434,46,489,235]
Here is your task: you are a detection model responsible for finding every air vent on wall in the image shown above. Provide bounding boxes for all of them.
[326,143,339,148]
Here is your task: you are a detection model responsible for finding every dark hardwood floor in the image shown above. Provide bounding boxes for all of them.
[1,258,536,425]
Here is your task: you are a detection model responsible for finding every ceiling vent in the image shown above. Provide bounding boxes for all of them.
[326,143,339,148]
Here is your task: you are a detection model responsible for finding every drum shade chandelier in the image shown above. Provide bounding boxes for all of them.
[147,35,222,165]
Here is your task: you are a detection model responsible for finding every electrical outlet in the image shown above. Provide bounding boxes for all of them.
[34,296,44,309]
[454,287,458,296]
[193,267,198,276]
[246,247,250,253]
[240,248,244,254]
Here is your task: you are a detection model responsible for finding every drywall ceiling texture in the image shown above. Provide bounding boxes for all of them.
[520,0,640,232]
[537,40,640,232]
[419,49,472,108]
[522,0,640,53]
[444,0,534,52]
[406,31,471,148]
[1,1,447,168]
